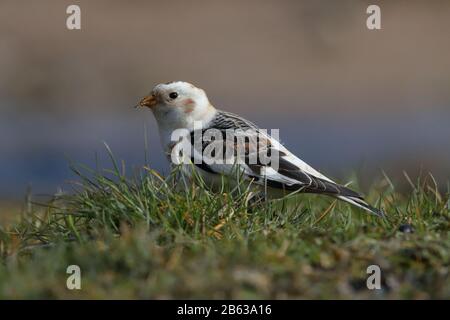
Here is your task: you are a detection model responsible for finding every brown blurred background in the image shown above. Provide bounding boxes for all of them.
[0,0,450,202]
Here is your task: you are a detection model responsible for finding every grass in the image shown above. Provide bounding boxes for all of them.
[0,148,449,299]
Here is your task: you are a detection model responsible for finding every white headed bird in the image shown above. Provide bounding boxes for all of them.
[138,81,383,216]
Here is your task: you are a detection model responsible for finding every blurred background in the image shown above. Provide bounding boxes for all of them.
[1,0,450,209]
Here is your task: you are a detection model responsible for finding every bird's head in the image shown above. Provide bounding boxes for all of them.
[138,81,215,130]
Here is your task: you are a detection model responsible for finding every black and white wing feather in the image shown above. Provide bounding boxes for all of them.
[187,110,383,217]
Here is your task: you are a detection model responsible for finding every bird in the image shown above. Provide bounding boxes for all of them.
[138,81,383,217]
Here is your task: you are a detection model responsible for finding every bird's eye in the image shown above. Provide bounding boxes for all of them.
[169,92,178,99]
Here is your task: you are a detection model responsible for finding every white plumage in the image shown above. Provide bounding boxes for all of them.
[139,81,383,216]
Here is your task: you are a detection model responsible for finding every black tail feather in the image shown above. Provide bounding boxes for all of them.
[337,195,385,217]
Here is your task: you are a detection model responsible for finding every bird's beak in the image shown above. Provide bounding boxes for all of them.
[138,94,157,109]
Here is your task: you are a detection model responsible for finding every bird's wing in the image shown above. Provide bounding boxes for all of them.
[188,111,352,195]
[184,110,383,216]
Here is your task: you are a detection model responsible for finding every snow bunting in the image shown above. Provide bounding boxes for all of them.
[138,81,383,216]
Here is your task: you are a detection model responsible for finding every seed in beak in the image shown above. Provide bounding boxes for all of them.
[139,95,157,108]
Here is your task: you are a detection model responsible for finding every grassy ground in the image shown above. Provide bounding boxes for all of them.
[0,153,449,299]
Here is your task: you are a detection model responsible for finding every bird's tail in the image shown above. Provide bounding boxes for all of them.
[336,195,385,217]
